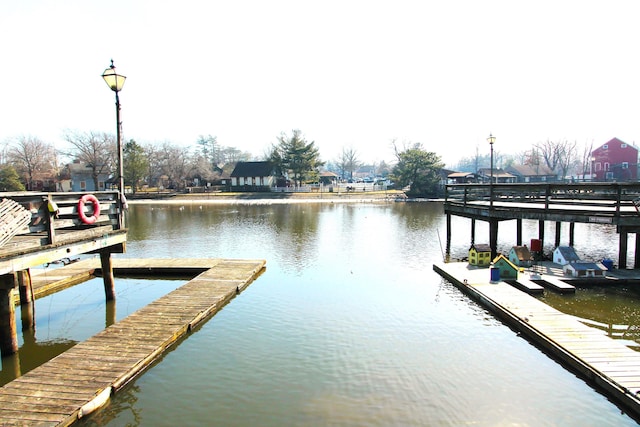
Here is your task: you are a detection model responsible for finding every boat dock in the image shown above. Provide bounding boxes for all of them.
[0,257,266,426]
[434,262,640,420]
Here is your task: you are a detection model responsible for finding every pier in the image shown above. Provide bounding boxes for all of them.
[0,192,127,357]
[0,257,266,426]
[434,262,640,420]
[444,182,640,267]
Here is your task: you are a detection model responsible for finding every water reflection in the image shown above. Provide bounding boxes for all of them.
[0,278,183,386]
[78,202,639,426]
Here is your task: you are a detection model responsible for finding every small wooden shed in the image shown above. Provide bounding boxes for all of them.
[509,245,533,267]
[492,254,519,280]
[469,244,492,266]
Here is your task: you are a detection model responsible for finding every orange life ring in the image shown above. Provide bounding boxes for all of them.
[78,194,101,225]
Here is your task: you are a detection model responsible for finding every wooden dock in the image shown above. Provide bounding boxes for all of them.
[434,262,640,420]
[0,257,265,426]
[23,257,225,303]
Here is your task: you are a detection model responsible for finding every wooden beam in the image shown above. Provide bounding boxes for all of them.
[0,274,18,356]
[100,251,115,301]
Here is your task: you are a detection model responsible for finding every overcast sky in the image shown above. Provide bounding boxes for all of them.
[2,1,638,167]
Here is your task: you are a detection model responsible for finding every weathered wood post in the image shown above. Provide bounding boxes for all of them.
[100,251,116,301]
[489,218,498,260]
[569,222,575,247]
[555,222,561,248]
[619,231,628,269]
[17,269,35,331]
[0,274,18,356]
[516,218,522,246]
[635,233,640,269]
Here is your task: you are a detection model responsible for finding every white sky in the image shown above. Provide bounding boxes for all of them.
[2,0,639,167]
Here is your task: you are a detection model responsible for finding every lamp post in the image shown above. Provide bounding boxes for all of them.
[102,60,126,198]
[487,133,496,208]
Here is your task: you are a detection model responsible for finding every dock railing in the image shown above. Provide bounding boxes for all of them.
[1,191,125,248]
[445,182,640,217]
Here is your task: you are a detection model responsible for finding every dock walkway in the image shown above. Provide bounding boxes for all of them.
[0,258,265,426]
[434,262,640,420]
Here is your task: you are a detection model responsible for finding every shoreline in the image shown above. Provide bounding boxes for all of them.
[126,190,415,205]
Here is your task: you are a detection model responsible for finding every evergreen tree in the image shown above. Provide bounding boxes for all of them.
[275,130,324,186]
[123,139,149,194]
[0,165,26,191]
[391,143,444,196]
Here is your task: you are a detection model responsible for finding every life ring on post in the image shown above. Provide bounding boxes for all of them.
[78,194,101,225]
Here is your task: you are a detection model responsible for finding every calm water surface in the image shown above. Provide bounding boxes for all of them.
[4,201,639,426]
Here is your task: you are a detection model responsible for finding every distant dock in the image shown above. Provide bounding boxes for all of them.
[434,261,640,420]
[0,258,265,426]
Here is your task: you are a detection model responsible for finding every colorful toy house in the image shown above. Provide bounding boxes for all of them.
[509,245,533,268]
[492,254,519,280]
[469,244,492,266]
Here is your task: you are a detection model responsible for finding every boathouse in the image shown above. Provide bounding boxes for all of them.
[469,244,492,266]
[509,245,533,267]
[492,254,519,280]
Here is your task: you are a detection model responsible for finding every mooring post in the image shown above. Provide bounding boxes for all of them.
[538,220,545,252]
[619,231,628,269]
[100,251,116,301]
[555,222,561,248]
[445,213,452,261]
[470,218,476,246]
[17,269,35,331]
[516,218,522,246]
[0,274,18,356]
[489,218,498,259]
[569,222,575,247]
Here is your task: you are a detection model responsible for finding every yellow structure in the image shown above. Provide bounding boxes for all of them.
[469,244,492,266]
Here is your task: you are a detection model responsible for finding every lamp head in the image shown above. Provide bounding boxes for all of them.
[487,133,496,145]
[102,59,126,92]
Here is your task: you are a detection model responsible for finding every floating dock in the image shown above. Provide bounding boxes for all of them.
[434,262,640,420]
[0,258,265,426]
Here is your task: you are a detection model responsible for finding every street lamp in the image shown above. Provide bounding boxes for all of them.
[487,133,496,208]
[102,60,126,198]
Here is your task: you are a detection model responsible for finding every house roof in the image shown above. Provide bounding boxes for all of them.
[565,262,606,271]
[470,243,491,252]
[555,246,581,262]
[510,245,532,261]
[448,172,475,178]
[594,137,638,153]
[230,161,274,177]
[477,168,516,179]
[507,164,555,177]
[493,254,519,270]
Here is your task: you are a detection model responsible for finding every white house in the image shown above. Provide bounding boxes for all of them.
[553,246,581,265]
[563,262,607,278]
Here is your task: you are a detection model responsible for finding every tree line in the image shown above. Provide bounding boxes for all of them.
[0,128,452,197]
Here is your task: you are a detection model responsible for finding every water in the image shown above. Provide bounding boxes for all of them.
[4,201,639,426]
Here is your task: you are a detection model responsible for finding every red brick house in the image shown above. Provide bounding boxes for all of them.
[591,138,638,182]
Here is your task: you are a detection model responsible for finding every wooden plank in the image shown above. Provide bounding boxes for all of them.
[0,257,265,426]
[534,275,576,293]
[505,278,544,294]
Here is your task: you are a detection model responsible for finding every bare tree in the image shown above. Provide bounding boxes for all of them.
[63,131,116,190]
[336,146,361,180]
[535,139,578,180]
[7,136,57,190]
[579,140,595,181]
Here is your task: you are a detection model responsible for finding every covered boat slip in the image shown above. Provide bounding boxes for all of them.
[434,262,640,420]
[0,258,266,426]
